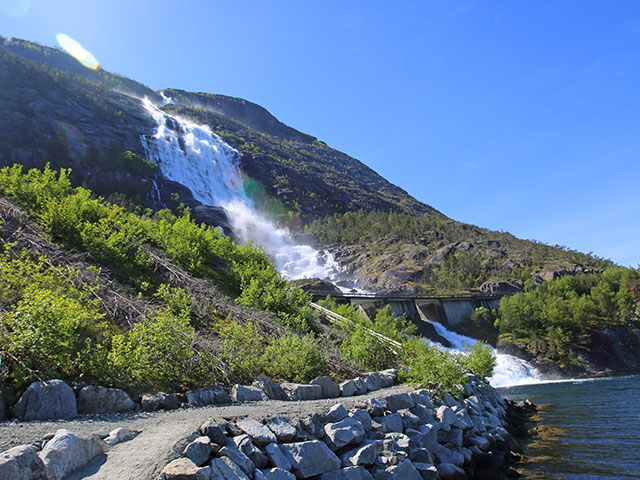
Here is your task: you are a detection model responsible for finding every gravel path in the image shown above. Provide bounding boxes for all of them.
[0,384,412,480]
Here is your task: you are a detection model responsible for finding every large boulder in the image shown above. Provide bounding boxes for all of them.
[280,441,341,478]
[265,416,297,442]
[260,467,296,480]
[264,443,292,471]
[236,418,278,446]
[218,446,255,476]
[162,458,211,480]
[232,385,268,402]
[13,380,77,421]
[141,392,181,411]
[340,440,380,467]
[38,429,107,480]
[184,436,213,466]
[77,385,135,414]
[0,445,48,480]
[339,380,357,397]
[186,387,230,407]
[310,376,340,399]
[323,417,365,450]
[253,376,289,401]
[211,457,250,480]
[200,418,229,445]
[280,383,322,401]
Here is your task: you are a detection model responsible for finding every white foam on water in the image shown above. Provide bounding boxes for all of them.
[140,97,357,289]
[428,319,543,388]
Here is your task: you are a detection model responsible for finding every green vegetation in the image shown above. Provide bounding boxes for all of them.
[496,268,640,367]
[0,165,328,393]
[317,297,496,394]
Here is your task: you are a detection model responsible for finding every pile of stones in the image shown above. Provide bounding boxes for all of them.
[160,374,522,480]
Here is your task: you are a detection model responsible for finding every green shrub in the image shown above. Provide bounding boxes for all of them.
[108,308,195,391]
[459,342,496,379]
[340,327,397,371]
[262,334,328,383]
[216,320,264,384]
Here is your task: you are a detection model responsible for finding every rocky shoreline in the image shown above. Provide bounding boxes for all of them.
[0,372,536,480]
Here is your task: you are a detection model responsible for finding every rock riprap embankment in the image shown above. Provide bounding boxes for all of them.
[158,374,525,480]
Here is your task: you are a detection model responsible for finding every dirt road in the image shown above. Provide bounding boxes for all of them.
[1,385,412,480]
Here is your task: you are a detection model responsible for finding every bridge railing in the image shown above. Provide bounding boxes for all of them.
[309,302,402,351]
[307,291,504,301]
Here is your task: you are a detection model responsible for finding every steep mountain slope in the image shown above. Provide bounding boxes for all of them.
[0,36,615,293]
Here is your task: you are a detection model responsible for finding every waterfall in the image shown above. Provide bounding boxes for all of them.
[140,97,355,287]
[427,320,542,388]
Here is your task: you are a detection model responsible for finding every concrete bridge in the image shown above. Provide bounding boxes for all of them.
[309,291,503,341]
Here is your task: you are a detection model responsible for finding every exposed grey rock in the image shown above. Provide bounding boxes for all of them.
[104,427,132,447]
[340,440,380,467]
[410,404,434,423]
[237,418,277,446]
[412,462,438,480]
[442,393,462,409]
[311,376,340,398]
[261,467,296,480]
[280,383,322,401]
[187,386,230,407]
[38,429,107,480]
[379,413,403,433]
[254,376,289,401]
[199,418,229,445]
[384,432,411,452]
[468,435,490,451]
[349,409,372,431]
[376,460,422,480]
[141,392,181,411]
[434,445,464,467]
[384,393,415,412]
[264,442,292,471]
[327,403,348,423]
[418,424,439,452]
[452,407,473,430]
[210,457,250,480]
[219,445,255,475]
[379,369,397,387]
[231,434,268,469]
[77,385,135,414]
[300,413,326,438]
[162,458,211,480]
[280,440,341,478]
[343,465,375,480]
[366,397,388,416]
[352,377,368,395]
[0,445,48,480]
[436,462,467,480]
[323,417,366,450]
[265,416,297,442]
[436,406,456,429]
[318,469,348,479]
[364,373,384,391]
[339,379,357,397]
[232,385,269,402]
[444,428,463,448]
[400,409,421,430]
[13,380,77,421]
[412,389,433,408]
[184,436,213,467]
[411,448,433,464]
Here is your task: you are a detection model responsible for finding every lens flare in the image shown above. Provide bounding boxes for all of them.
[56,33,99,70]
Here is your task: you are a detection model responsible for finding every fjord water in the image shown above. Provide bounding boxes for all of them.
[140,97,352,286]
[501,374,640,479]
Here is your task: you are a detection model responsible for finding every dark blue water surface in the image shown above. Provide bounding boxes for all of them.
[500,374,640,479]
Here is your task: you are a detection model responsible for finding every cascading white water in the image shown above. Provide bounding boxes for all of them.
[140,97,354,287]
[427,319,542,388]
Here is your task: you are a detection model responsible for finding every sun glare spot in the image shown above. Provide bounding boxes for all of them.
[56,33,99,70]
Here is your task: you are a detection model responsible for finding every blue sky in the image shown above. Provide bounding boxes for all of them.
[2,0,639,266]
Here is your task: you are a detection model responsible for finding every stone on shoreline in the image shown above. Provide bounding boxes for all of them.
[162,458,211,480]
[232,385,269,402]
[0,445,48,480]
[280,440,341,478]
[38,428,107,480]
[311,376,340,398]
[253,376,289,401]
[13,380,77,421]
[339,379,357,397]
[141,392,181,411]
[280,383,322,401]
[187,386,230,407]
[77,385,135,414]
[184,436,213,467]
[323,417,366,450]
[236,418,277,446]
[265,416,297,442]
